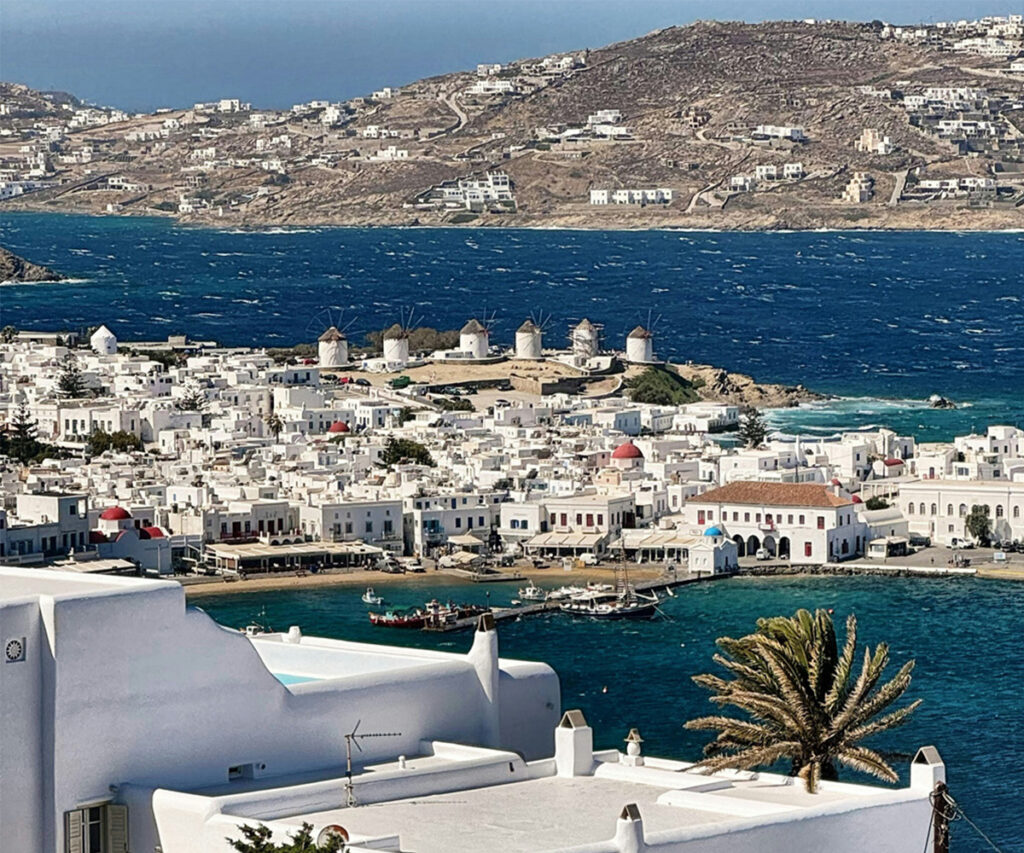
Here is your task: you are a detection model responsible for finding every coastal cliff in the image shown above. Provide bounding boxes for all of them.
[0,247,63,283]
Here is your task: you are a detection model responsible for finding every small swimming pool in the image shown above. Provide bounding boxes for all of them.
[274,673,321,686]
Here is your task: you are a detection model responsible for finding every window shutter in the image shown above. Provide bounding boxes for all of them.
[105,804,129,853]
[65,810,84,853]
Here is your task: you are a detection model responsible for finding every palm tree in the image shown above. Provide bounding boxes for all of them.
[263,412,283,440]
[685,608,920,793]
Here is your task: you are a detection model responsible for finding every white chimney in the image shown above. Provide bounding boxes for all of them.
[554,709,593,777]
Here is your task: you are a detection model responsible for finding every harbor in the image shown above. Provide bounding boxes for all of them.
[416,571,725,632]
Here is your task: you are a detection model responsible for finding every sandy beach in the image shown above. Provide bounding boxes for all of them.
[182,563,670,597]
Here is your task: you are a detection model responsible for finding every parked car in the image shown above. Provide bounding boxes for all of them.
[354,378,371,387]
[494,398,511,408]
[578,552,599,566]
[755,548,771,560]
[945,537,974,550]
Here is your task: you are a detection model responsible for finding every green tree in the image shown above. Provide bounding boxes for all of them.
[6,402,40,463]
[57,353,87,398]
[0,325,17,343]
[398,406,416,424]
[382,436,434,467]
[737,407,768,448]
[227,822,344,853]
[685,608,920,793]
[86,429,142,456]
[965,505,992,544]
[864,496,889,510]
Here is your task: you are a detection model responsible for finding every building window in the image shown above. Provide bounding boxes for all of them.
[919,503,926,516]
[697,511,706,525]
[560,513,567,527]
[345,522,352,534]
[799,514,805,525]
[755,513,761,523]
[1014,506,1021,519]
[930,503,937,515]
[787,514,793,524]
[946,504,953,516]
[455,517,462,528]
[586,513,594,527]
[597,514,604,525]
[365,521,373,533]
[65,804,128,853]
[744,512,750,522]
[996,505,1004,518]
[576,513,583,525]
[804,542,812,557]
[959,504,967,517]
[384,519,393,534]
[817,516,825,529]
[908,504,915,515]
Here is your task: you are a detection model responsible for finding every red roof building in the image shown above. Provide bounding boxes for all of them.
[99,506,132,521]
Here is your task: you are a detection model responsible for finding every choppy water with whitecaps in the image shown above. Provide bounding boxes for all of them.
[2,213,1022,440]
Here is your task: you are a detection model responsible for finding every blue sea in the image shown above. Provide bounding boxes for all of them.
[2,212,1023,441]
[192,575,1024,852]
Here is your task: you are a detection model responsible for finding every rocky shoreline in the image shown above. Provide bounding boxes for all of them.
[672,362,827,409]
[0,246,64,283]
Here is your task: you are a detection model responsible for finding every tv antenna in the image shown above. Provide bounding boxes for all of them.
[343,719,402,807]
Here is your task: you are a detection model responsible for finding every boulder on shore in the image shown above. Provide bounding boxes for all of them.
[0,246,64,283]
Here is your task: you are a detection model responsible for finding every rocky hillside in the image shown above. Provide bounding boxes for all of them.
[2,19,1023,230]
[0,247,63,282]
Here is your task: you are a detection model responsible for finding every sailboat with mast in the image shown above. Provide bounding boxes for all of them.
[559,560,658,620]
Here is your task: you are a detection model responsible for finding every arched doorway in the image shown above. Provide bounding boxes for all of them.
[762,536,776,557]
[732,535,746,557]
[746,535,760,556]
[778,536,791,559]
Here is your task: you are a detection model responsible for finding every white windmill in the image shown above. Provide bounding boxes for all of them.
[515,310,550,360]
[625,310,661,364]
[383,307,416,368]
[459,310,496,359]
[569,317,602,360]
[307,308,356,368]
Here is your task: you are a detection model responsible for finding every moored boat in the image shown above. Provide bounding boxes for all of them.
[517,580,547,601]
[361,587,384,605]
[368,607,425,628]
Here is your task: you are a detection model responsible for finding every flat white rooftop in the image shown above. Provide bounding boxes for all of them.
[279,771,865,853]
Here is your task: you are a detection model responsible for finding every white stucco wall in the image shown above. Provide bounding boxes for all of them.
[0,569,558,853]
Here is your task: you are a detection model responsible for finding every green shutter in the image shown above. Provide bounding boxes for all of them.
[65,809,84,853]
[105,804,129,853]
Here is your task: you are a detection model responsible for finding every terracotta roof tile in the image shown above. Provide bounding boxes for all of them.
[689,481,852,508]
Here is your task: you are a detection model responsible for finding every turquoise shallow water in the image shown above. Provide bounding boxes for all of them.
[2,212,1023,441]
[193,574,1024,851]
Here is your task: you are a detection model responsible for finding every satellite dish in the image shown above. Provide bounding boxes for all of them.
[316,825,349,847]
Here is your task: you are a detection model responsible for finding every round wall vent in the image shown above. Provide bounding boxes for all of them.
[5,638,25,662]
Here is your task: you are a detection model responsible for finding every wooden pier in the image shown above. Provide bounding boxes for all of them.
[421,570,726,632]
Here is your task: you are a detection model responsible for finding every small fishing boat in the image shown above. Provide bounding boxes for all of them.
[369,607,425,628]
[362,587,384,605]
[517,580,547,601]
[547,585,585,601]
[423,599,490,628]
